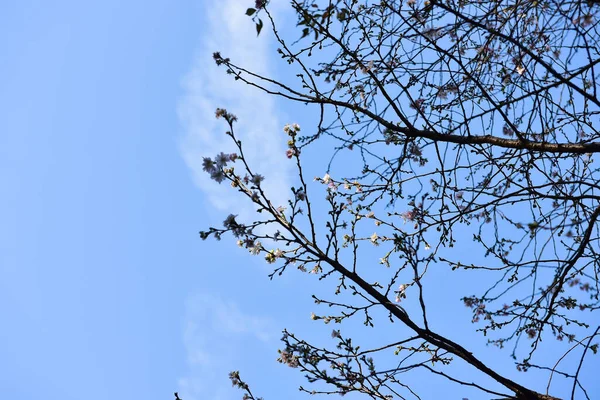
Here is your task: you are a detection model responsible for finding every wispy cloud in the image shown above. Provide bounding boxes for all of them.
[177,292,276,400]
[178,0,293,221]
[177,3,292,398]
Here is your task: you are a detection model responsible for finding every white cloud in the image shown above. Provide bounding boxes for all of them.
[177,292,276,400]
[178,0,293,222]
[177,3,293,398]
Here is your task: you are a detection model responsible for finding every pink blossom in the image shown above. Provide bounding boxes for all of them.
[401,210,416,222]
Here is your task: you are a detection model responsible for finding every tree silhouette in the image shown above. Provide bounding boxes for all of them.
[199,1,600,399]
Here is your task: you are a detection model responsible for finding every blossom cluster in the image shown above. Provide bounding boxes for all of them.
[283,123,300,159]
[212,52,230,66]
[410,98,425,112]
[400,210,416,222]
[395,284,407,303]
[343,180,363,193]
[243,174,264,187]
[202,152,238,183]
[321,173,337,192]
[223,214,248,238]
[315,173,364,195]
[236,238,262,255]
[383,128,402,145]
[264,248,284,264]
[370,232,380,246]
[462,296,492,323]
[278,349,299,368]
[215,107,237,123]
[228,371,248,390]
[292,187,306,202]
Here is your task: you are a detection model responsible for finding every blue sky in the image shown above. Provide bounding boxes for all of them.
[0,1,309,399]
[1,1,598,400]
[0,1,200,398]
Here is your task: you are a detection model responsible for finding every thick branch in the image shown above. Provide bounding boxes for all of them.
[319,254,559,400]
[223,61,600,154]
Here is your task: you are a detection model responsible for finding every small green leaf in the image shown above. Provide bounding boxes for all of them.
[245,7,256,16]
[256,18,264,36]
